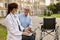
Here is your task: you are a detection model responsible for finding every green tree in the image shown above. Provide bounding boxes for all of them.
[55,3,60,13]
[47,4,56,13]
[47,3,60,14]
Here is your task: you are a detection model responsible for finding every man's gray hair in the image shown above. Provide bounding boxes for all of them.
[24,5,30,9]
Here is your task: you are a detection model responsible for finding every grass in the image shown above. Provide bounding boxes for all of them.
[0,24,7,40]
[39,14,60,18]
[0,17,5,18]
[52,14,60,18]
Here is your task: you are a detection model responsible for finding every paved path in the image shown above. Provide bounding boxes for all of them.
[0,18,4,25]
[0,16,60,40]
[32,16,60,40]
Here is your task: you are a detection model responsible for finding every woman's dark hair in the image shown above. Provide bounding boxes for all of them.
[7,3,18,16]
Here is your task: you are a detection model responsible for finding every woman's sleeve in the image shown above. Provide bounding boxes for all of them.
[5,17,23,36]
[17,14,24,31]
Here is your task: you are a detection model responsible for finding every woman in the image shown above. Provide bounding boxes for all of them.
[4,3,30,40]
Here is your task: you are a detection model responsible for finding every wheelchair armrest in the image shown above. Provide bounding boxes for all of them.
[55,22,57,24]
[56,24,59,30]
[56,26,59,29]
[41,25,43,27]
[40,22,43,24]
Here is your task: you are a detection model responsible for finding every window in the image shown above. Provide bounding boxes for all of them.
[5,3,8,8]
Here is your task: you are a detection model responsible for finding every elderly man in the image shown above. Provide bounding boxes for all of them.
[18,6,35,40]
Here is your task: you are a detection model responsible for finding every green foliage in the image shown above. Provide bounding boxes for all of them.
[47,3,60,14]
[55,3,60,12]
[39,13,60,18]
[47,4,56,10]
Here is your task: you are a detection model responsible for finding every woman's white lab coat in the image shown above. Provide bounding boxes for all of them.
[4,13,24,40]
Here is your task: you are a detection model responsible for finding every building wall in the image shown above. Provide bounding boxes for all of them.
[0,9,7,17]
[0,0,59,17]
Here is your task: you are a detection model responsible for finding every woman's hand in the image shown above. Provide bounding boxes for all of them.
[24,29,31,33]
[26,27,31,31]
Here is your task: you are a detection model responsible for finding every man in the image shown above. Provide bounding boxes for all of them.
[18,6,35,40]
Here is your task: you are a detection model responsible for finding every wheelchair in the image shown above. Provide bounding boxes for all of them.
[40,18,59,40]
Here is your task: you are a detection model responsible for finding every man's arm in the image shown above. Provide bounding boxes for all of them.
[26,17,33,31]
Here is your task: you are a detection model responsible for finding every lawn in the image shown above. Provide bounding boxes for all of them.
[0,16,5,18]
[0,24,7,40]
[39,14,60,18]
